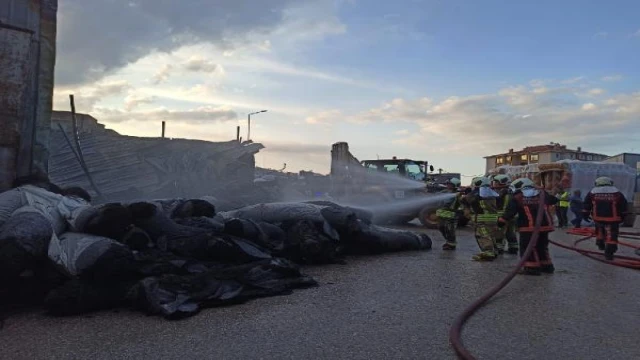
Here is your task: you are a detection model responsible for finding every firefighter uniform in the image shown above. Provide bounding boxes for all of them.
[582,177,628,260]
[437,178,463,250]
[463,177,500,261]
[493,175,518,254]
[499,178,558,275]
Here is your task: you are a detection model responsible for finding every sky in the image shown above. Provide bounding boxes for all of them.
[52,0,640,180]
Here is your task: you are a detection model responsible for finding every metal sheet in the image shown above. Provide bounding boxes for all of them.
[0,0,39,30]
[0,0,57,190]
[0,29,32,145]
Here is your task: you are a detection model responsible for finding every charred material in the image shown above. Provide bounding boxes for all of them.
[0,183,432,322]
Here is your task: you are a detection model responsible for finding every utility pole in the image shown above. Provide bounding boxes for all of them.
[247,110,267,141]
[161,121,166,138]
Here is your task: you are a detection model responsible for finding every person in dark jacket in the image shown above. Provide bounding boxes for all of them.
[569,190,584,228]
[582,177,628,260]
[498,178,558,275]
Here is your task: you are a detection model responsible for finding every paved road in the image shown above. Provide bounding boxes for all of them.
[1,228,639,360]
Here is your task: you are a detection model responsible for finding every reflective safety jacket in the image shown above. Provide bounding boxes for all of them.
[495,187,513,218]
[558,191,570,208]
[436,190,462,220]
[463,191,499,225]
[582,186,628,223]
[500,189,557,232]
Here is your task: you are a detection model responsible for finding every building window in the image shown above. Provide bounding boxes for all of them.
[556,153,559,159]
[496,157,504,165]
[587,155,593,161]
[506,156,512,162]
[530,154,539,162]
[521,154,528,161]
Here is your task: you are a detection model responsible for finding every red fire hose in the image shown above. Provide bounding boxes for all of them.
[550,228,640,270]
[448,191,547,360]
[448,194,640,359]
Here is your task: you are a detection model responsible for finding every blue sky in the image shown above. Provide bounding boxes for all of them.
[52,0,640,182]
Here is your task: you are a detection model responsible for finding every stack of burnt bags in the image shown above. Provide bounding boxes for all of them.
[0,177,431,321]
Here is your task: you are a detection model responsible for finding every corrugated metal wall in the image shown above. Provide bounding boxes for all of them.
[0,0,57,190]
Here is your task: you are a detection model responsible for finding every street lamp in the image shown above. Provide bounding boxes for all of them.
[247,110,267,141]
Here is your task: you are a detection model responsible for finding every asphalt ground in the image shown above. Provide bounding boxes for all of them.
[1,226,639,360]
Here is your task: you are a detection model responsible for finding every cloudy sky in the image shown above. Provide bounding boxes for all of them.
[52,0,640,179]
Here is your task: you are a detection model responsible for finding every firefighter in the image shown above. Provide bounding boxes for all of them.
[582,177,628,260]
[498,178,558,275]
[493,174,519,254]
[462,177,500,261]
[437,178,462,250]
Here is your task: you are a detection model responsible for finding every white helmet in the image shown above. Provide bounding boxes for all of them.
[511,177,535,190]
[472,177,490,188]
[595,177,613,187]
[493,174,511,186]
[448,178,461,187]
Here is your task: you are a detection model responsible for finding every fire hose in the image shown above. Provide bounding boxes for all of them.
[449,190,547,360]
[448,193,640,359]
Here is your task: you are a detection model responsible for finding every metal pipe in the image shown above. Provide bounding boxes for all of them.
[68,95,104,199]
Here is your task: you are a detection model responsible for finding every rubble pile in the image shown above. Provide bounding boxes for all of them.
[0,180,432,321]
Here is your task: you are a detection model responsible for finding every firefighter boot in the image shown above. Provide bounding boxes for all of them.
[540,264,555,274]
[604,244,617,261]
[442,242,456,250]
[596,239,605,251]
[519,267,541,276]
[472,251,496,262]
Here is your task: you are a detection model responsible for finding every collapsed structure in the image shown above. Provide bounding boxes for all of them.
[49,114,264,203]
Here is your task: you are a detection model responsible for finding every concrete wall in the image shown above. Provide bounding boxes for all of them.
[485,157,495,173]
[0,0,58,190]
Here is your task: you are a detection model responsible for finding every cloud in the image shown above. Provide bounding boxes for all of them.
[602,75,623,82]
[588,88,605,96]
[93,105,237,124]
[55,0,325,86]
[633,29,640,38]
[592,31,608,39]
[152,64,173,84]
[305,109,342,126]
[561,76,585,84]
[395,129,410,135]
[347,83,640,155]
[53,80,131,112]
[183,57,222,73]
[124,93,157,111]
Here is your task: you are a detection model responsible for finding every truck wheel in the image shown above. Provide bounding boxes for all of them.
[418,207,439,229]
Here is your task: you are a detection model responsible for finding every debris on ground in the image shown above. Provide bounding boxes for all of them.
[0,180,431,322]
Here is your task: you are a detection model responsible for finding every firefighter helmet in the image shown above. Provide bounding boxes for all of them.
[472,177,490,188]
[493,174,511,186]
[595,176,613,187]
[511,177,535,190]
[448,178,461,187]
